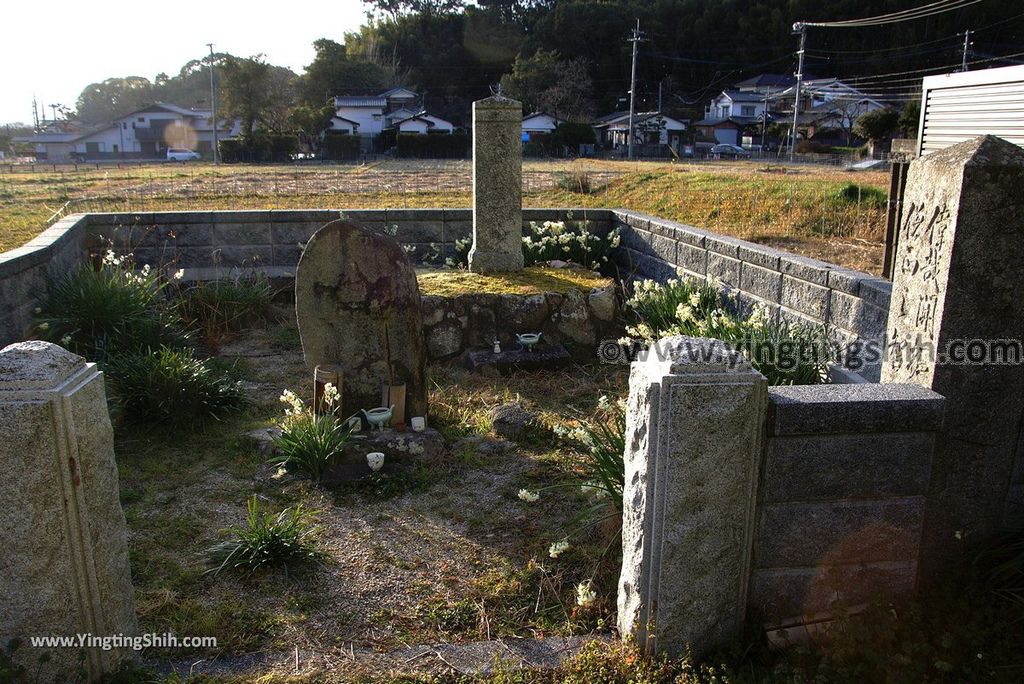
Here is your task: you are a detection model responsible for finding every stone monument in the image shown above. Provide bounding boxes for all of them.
[295,220,428,421]
[882,135,1024,569]
[468,94,524,272]
[0,341,138,681]
[618,337,767,658]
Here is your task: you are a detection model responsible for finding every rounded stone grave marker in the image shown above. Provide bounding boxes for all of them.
[295,220,427,421]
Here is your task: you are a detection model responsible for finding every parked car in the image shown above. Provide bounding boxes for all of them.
[167,148,201,161]
[710,144,751,159]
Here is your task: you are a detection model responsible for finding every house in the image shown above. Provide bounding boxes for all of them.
[773,78,889,144]
[389,112,455,135]
[21,103,239,161]
[693,90,777,145]
[330,96,389,138]
[732,73,798,94]
[521,112,563,141]
[593,111,688,151]
[330,88,442,150]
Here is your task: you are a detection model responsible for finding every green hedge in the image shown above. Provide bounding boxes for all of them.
[395,132,468,159]
[322,133,361,160]
[218,134,299,163]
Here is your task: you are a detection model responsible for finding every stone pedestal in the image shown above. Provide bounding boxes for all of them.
[882,136,1024,567]
[469,96,523,273]
[0,341,137,680]
[618,337,767,658]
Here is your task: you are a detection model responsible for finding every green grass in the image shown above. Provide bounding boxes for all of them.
[417,266,611,297]
[0,161,888,273]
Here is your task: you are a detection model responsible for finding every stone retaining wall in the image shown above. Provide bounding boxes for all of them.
[610,210,891,381]
[748,383,944,625]
[421,284,620,361]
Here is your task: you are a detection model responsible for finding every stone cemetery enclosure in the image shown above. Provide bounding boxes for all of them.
[295,219,427,421]
[4,133,1024,666]
[0,341,137,680]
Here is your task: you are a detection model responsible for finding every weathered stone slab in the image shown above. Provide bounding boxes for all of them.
[469,96,524,272]
[618,337,767,659]
[0,341,137,681]
[295,220,427,421]
[882,135,1024,559]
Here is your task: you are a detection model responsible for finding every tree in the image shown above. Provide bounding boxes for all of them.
[291,103,336,154]
[500,49,594,121]
[220,56,295,140]
[854,109,900,143]
[363,0,465,21]
[299,39,389,106]
[76,77,154,123]
[899,100,921,138]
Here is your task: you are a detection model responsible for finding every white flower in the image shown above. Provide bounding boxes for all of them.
[688,291,702,308]
[597,395,611,411]
[140,264,151,277]
[279,389,305,417]
[272,466,288,480]
[517,489,539,502]
[549,539,570,558]
[322,382,340,407]
[173,268,185,280]
[60,335,72,346]
[38,322,49,331]
[676,304,694,323]
[576,581,597,607]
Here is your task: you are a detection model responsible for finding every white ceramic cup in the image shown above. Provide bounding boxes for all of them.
[410,416,426,432]
[366,452,385,472]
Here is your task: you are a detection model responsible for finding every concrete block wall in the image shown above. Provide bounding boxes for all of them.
[0,214,91,347]
[85,208,613,277]
[610,210,892,381]
[747,383,945,625]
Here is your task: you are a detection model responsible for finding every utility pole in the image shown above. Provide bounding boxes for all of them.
[627,19,646,161]
[761,88,772,153]
[961,30,973,72]
[207,43,219,164]
[790,23,807,161]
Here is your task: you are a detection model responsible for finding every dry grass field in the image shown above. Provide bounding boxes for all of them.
[0,158,889,273]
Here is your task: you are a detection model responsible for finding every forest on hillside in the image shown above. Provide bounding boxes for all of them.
[68,0,1023,130]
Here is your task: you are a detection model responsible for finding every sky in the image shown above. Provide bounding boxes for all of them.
[0,0,370,125]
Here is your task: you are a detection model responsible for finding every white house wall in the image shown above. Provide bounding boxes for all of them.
[336,106,384,136]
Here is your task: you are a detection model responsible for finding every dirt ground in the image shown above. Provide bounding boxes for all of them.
[119,311,628,681]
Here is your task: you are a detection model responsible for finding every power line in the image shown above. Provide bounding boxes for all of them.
[804,0,983,29]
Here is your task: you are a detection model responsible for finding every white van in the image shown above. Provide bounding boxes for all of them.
[167,148,201,161]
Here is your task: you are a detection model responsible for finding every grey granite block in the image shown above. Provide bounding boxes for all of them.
[740,263,783,303]
[781,275,829,320]
[763,432,934,503]
[768,383,945,436]
[755,498,924,567]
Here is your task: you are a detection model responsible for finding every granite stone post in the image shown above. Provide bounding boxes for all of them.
[0,341,138,681]
[882,135,1024,572]
[469,96,523,273]
[618,336,767,658]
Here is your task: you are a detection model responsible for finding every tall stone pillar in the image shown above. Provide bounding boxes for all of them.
[882,136,1024,570]
[618,337,767,658]
[0,341,137,681]
[469,95,523,273]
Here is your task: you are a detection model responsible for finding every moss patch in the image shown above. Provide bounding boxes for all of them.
[416,266,611,297]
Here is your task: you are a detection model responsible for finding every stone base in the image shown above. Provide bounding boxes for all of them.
[321,427,445,485]
[467,343,571,375]
[467,249,525,273]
